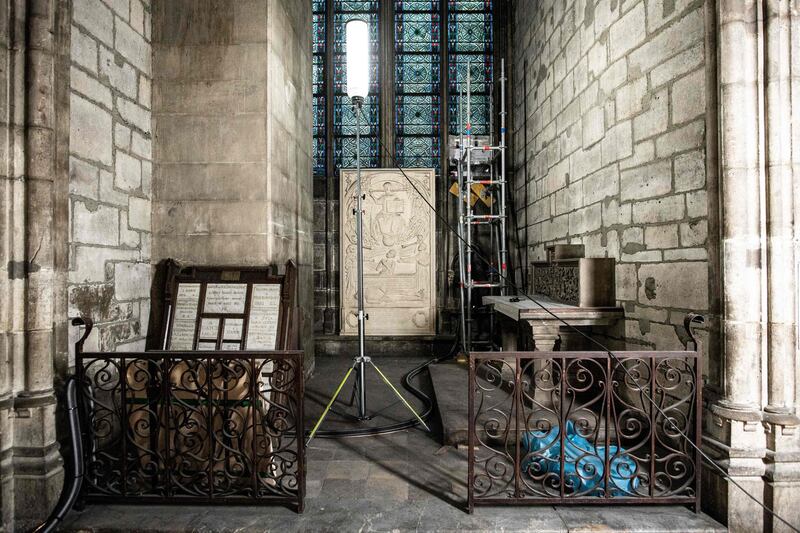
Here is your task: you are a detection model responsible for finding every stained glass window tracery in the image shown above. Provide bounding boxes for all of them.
[312,0,326,175]
[312,0,494,176]
[447,0,493,135]
[333,1,380,169]
[394,0,442,168]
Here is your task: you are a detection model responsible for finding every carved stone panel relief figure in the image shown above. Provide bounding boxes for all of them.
[340,168,436,335]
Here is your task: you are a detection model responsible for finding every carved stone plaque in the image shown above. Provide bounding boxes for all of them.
[340,168,436,335]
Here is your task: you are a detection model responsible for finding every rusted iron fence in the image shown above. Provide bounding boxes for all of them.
[75,324,305,511]
[468,330,702,512]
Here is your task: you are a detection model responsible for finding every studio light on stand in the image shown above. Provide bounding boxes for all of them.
[347,18,369,421]
[307,19,429,444]
[346,19,369,105]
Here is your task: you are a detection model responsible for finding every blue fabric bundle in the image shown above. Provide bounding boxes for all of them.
[520,420,639,496]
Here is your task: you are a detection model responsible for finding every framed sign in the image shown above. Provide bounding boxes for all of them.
[160,261,297,352]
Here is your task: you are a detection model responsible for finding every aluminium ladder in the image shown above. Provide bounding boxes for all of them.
[454,58,508,354]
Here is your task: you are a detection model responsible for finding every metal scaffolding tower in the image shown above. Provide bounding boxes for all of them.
[453,58,508,354]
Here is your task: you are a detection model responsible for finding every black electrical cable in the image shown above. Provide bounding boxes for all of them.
[306,331,460,439]
[355,105,799,532]
[33,376,85,533]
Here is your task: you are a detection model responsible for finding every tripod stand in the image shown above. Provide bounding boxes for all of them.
[306,97,430,444]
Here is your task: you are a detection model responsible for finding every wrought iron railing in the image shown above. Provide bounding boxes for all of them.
[468,317,703,512]
[74,320,305,511]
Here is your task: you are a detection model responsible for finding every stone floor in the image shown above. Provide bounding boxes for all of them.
[61,357,727,532]
[428,361,469,446]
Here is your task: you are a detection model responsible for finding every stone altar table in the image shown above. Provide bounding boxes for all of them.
[482,294,624,351]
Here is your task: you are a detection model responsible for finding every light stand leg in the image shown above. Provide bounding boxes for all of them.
[306,366,355,445]
[368,360,430,432]
[306,98,430,441]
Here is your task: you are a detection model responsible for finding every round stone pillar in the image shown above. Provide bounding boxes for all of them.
[708,1,767,530]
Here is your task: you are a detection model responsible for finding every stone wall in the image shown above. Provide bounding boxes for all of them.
[68,0,153,357]
[152,0,314,367]
[266,0,314,365]
[511,0,714,356]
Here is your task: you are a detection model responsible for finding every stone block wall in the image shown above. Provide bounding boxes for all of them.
[265,0,315,366]
[68,0,153,357]
[511,0,714,355]
[312,162,336,335]
[152,0,314,368]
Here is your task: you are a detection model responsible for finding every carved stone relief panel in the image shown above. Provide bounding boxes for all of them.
[340,168,436,335]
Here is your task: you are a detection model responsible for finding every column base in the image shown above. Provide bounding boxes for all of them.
[764,418,800,533]
[0,396,63,531]
[765,480,800,533]
[4,459,63,532]
[703,403,767,532]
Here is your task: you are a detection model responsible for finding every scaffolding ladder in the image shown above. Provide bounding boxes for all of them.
[454,58,508,354]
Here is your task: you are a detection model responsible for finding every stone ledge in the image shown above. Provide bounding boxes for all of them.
[315,335,456,358]
[710,402,764,423]
[763,410,800,427]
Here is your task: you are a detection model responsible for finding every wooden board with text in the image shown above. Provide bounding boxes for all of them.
[161,261,298,352]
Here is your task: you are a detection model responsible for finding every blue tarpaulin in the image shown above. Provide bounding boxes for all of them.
[521,420,640,496]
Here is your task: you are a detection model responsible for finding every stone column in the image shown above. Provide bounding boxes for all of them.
[0,0,64,530]
[528,322,561,351]
[763,1,800,530]
[764,0,797,419]
[707,1,767,530]
[717,0,764,415]
[0,0,29,527]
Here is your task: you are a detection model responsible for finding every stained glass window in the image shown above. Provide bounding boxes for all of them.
[394,1,442,168]
[447,0,493,135]
[313,0,326,176]
[312,0,494,175]
[333,0,380,169]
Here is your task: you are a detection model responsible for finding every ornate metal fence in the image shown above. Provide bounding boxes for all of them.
[468,321,702,512]
[74,322,305,511]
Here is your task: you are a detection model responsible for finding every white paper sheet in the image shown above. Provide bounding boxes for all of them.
[223,318,244,340]
[246,284,281,350]
[170,283,201,350]
[198,318,220,339]
[204,283,247,314]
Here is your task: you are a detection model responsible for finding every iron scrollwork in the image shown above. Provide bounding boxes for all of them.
[75,325,304,511]
[468,327,702,512]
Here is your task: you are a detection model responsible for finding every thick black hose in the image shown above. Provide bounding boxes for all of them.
[308,331,460,439]
[33,376,84,533]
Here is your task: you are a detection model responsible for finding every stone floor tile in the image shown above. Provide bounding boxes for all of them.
[364,476,410,501]
[368,459,409,479]
[324,459,370,480]
[554,505,726,532]
[304,478,323,499]
[318,477,367,500]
